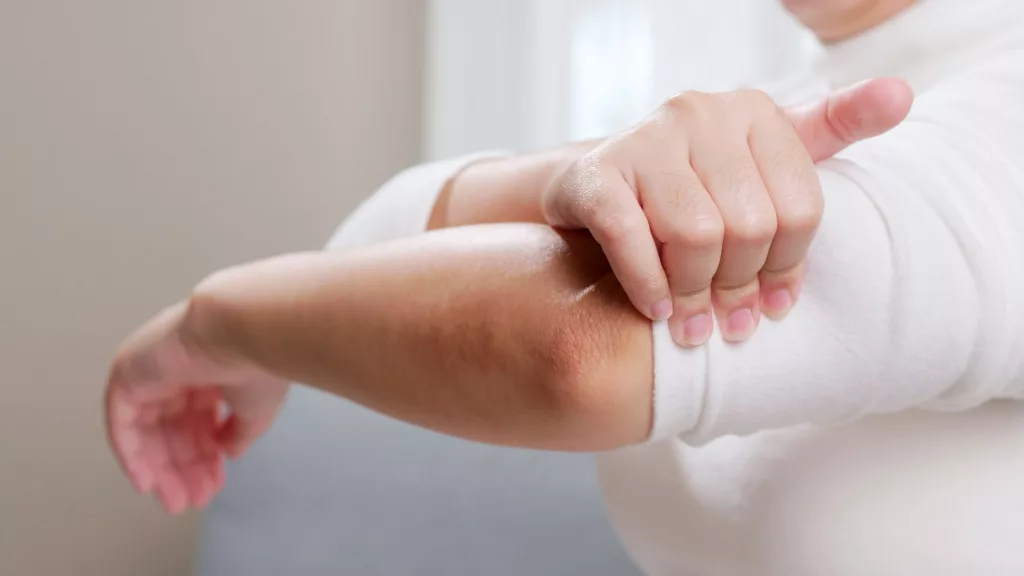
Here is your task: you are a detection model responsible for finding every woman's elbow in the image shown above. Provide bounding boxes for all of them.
[540,276,655,451]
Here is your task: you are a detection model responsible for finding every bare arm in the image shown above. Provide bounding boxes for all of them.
[192,224,653,451]
[180,80,915,452]
[105,220,654,513]
[427,141,595,229]
[193,51,1024,449]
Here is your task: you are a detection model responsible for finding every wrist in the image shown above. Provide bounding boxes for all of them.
[180,268,253,371]
[430,140,600,229]
[428,156,510,229]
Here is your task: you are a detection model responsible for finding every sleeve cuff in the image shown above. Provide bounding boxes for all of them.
[647,321,707,442]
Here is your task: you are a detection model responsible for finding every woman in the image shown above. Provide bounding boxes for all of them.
[107,0,1024,573]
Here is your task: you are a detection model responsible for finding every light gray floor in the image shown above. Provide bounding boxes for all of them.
[196,386,641,575]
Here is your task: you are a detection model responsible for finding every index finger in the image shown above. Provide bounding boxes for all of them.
[549,162,671,320]
[584,185,672,321]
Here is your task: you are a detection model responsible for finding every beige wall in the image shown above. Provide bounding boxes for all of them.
[0,1,424,574]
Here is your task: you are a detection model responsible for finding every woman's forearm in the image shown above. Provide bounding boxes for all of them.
[427,141,597,229]
[190,223,653,451]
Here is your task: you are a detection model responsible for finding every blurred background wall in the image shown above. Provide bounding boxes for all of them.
[426,0,814,157]
[0,1,424,574]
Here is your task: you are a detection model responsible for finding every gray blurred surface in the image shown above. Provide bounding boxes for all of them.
[196,387,641,575]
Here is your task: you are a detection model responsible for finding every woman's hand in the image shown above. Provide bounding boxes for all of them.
[543,79,913,346]
[105,300,288,514]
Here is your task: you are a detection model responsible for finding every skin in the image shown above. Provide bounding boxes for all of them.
[429,0,917,348]
[782,0,919,43]
[105,79,913,514]
[437,81,912,346]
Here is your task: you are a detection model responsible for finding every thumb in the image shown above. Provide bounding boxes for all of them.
[785,77,914,163]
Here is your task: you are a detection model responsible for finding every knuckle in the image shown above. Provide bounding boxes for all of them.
[826,99,859,143]
[725,205,778,245]
[713,278,760,299]
[776,195,824,235]
[597,209,647,244]
[664,213,725,249]
[673,284,711,300]
[741,88,779,112]
[671,273,713,298]
[653,176,700,213]
[557,153,605,198]
[737,87,770,102]
[761,262,804,284]
[636,272,667,297]
[662,90,710,119]
[566,179,609,222]
[715,160,761,194]
[762,141,815,179]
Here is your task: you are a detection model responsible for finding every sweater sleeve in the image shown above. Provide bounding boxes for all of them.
[325,152,507,251]
[651,49,1024,444]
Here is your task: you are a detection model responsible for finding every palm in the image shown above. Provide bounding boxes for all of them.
[105,302,288,514]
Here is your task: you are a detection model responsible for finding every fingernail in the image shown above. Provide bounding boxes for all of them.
[763,289,793,317]
[724,308,756,342]
[682,314,712,346]
[670,313,712,347]
[652,299,674,321]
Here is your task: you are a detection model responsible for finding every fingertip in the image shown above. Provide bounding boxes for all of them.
[712,283,761,343]
[840,77,914,138]
[624,285,670,322]
[168,492,189,515]
[669,312,713,348]
[203,456,226,505]
[192,467,216,510]
[760,266,804,321]
[721,308,758,343]
[667,291,714,347]
[131,465,155,494]
[154,466,191,515]
[862,77,914,124]
[651,299,674,322]
[617,265,671,321]
[179,461,210,511]
[761,287,794,320]
[156,483,186,515]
